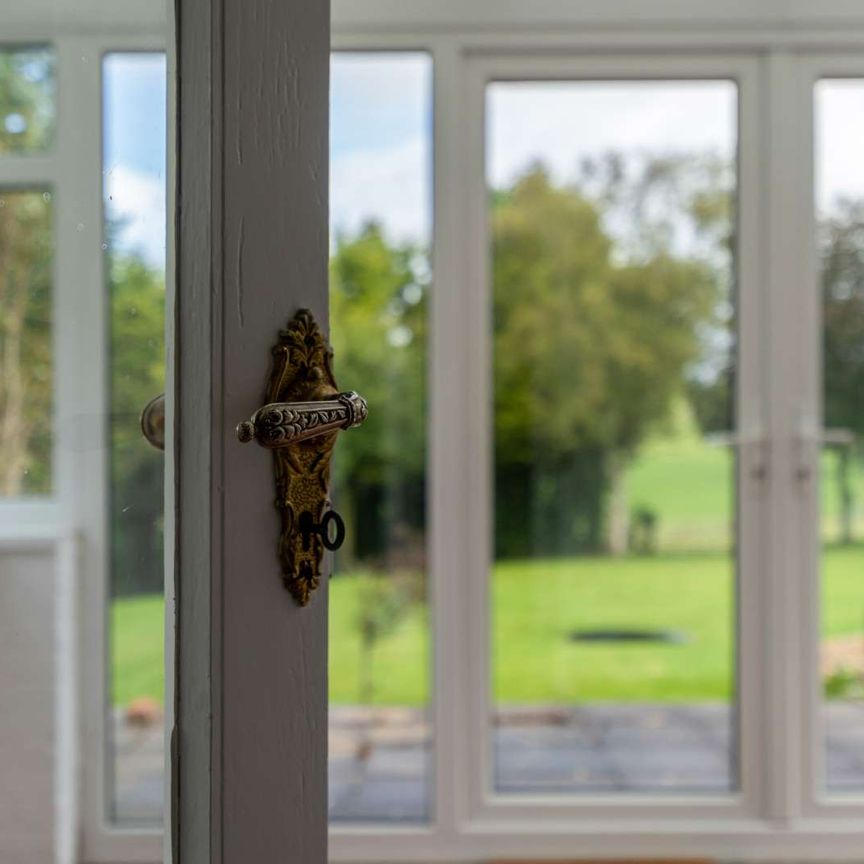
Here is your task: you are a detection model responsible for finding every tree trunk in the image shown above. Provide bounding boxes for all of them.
[838,446,854,546]
[607,452,629,555]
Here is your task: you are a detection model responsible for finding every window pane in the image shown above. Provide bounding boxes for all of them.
[102,48,434,829]
[104,52,167,825]
[329,52,432,823]
[817,79,864,794]
[0,47,55,153]
[488,80,739,794]
[0,188,53,496]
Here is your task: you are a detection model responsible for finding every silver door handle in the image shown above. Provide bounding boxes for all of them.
[708,431,769,481]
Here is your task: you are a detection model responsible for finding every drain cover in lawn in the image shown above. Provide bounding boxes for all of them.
[569,628,688,644]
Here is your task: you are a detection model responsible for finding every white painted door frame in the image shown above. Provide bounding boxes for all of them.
[170,0,331,861]
[459,50,766,826]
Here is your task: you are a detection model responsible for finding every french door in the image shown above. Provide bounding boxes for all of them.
[334,44,864,862]
[448,46,864,843]
[459,53,766,822]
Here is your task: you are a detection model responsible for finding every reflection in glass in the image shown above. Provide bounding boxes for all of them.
[103,53,167,825]
[0,47,55,154]
[0,189,53,496]
[817,80,864,793]
[487,81,738,793]
[328,52,432,823]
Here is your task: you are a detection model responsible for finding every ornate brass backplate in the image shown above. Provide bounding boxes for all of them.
[236,309,367,606]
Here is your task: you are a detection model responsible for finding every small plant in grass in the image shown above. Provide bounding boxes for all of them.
[353,570,421,761]
[629,506,659,555]
[825,667,864,700]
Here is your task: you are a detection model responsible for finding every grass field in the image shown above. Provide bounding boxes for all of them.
[111,435,864,708]
[111,543,864,707]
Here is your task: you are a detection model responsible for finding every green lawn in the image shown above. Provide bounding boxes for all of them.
[111,432,864,708]
[111,593,165,708]
[112,543,864,708]
[628,434,864,549]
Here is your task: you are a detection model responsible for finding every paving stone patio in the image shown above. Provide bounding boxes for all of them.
[112,703,864,825]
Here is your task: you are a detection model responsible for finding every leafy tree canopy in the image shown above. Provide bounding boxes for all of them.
[822,199,864,440]
[492,165,720,463]
[0,49,54,153]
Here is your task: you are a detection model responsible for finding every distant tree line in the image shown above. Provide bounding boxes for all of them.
[330,154,736,562]
[0,50,54,496]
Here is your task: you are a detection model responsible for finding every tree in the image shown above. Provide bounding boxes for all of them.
[0,191,52,495]
[108,252,166,594]
[821,200,864,544]
[0,51,55,496]
[491,166,721,556]
[329,223,428,566]
[0,49,54,153]
[327,161,730,561]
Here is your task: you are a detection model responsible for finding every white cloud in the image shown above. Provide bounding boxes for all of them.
[332,54,429,116]
[103,140,431,268]
[817,81,864,214]
[103,164,167,269]
[98,78,864,271]
[487,82,738,187]
[330,135,431,246]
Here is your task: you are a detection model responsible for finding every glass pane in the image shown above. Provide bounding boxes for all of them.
[817,79,864,794]
[329,52,432,823]
[0,188,53,496]
[488,80,739,794]
[0,47,55,153]
[104,52,167,825]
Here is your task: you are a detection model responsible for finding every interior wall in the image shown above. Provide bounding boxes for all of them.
[2,0,164,33]
[0,537,77,864]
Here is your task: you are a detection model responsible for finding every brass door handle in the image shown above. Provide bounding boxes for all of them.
[236,309,367,606]
[236,390,367,448]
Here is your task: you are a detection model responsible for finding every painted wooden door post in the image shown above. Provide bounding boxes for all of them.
[172,0,330,861]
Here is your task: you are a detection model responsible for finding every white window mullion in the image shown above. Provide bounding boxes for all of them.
[793,58,823,822]
[54,34,113,860]
[735,54,771,820]
[461,46,493,822]
[0,157,56,185]
[429,35,476,839]
[760,49,816,825]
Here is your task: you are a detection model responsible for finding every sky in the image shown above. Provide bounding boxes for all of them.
[103,53,167,269]
[102,53,864,270]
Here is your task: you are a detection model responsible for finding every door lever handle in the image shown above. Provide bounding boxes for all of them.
[236,390,367,448]
[140,393,166,451]
[235,308,367,606]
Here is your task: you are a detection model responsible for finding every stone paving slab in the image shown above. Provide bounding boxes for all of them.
[111,703,864,825]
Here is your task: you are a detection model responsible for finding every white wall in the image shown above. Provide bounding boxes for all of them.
[2,0,164,33]
[0,536,77,864]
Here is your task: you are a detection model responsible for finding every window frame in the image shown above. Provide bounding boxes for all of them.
[330,22,864,864]
[0,22,167,863]
[460,50,762,825]
[4,2,864,862]
[795,52,864,822]
[79,33,168,864]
